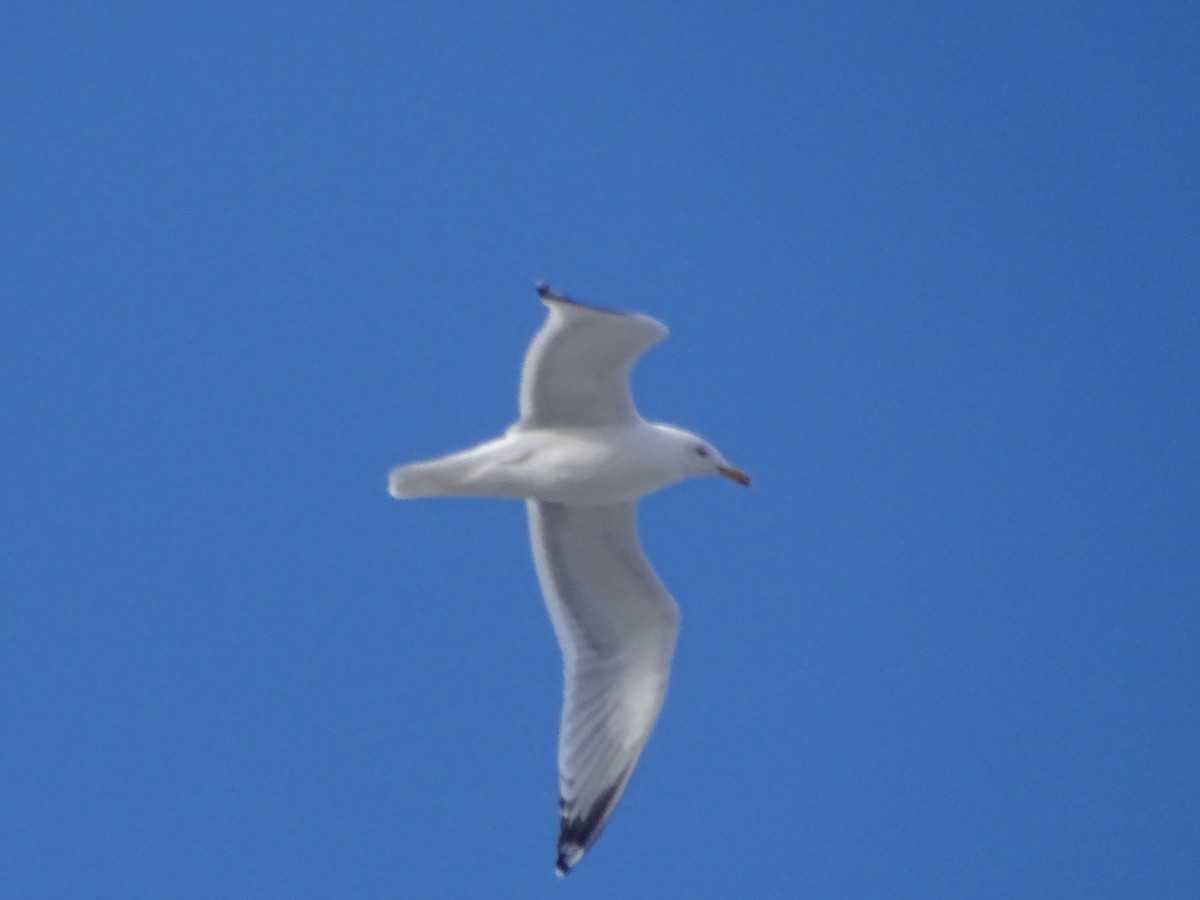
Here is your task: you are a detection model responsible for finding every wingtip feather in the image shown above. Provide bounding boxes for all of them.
[534,280,571,305]
[555,842,582,877]
[532,281,631,317]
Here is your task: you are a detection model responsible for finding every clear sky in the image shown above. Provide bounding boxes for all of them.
[2,2,1197,897]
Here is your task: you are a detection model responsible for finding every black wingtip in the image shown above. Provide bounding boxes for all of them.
[555,837,582,877]
[553,778,625,877]
[533,281,625,316]
[535,280,566,302]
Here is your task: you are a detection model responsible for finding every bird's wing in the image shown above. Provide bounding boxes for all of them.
[526,500,680,876]
[518,284,668,428]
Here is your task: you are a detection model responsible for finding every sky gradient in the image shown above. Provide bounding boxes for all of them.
[2,3,1198,897]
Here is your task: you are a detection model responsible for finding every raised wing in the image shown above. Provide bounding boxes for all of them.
[526,500,680,876]
[518,284,668,428]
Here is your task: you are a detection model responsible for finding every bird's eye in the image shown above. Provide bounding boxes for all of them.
[695,446,710,458]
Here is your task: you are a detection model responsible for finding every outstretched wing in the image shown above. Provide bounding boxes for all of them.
[518,283,668,428]
[526,500,680,876]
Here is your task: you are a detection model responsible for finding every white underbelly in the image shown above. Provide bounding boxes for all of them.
[501,428,678,504]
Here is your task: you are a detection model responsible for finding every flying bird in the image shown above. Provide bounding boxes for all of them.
[387,282,749,875]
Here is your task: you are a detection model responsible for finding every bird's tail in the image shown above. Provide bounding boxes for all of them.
[388,458,461,498]
[387,437,524,499]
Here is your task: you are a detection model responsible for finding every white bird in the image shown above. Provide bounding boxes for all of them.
[387,283,749,875]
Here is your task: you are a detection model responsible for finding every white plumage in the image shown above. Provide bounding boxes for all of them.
[387,283,749,875]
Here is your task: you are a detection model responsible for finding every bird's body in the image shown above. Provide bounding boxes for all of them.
[389,421,711,505]
[387,283,748,875]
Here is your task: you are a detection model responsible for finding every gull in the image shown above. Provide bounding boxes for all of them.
[387,282,749,875]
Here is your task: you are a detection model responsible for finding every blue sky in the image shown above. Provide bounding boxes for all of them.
[2,2,1197,897]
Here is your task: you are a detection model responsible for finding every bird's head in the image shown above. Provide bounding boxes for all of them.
[658,425,751,487]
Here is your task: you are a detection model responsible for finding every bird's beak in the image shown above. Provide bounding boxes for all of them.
[717,465,751,487]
